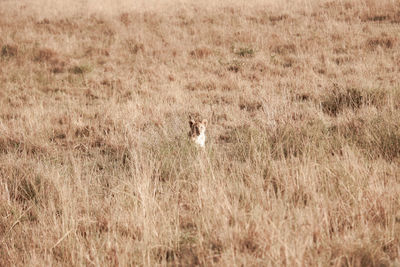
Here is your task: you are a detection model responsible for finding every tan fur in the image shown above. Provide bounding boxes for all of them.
[189,118,208,147]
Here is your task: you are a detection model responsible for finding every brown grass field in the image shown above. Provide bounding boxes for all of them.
[1,0,400,265]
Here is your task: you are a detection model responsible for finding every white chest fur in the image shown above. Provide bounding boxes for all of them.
[194,133,206,147]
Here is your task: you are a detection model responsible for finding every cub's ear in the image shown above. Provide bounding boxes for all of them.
[189,119,195,127]
[202,119,208,127]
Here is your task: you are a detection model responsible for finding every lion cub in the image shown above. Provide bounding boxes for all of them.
[189,118,208,148]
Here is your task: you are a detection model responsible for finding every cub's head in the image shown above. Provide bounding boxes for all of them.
[189,118,208,147]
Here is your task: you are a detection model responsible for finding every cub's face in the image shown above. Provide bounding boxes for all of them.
[189,119,207,137]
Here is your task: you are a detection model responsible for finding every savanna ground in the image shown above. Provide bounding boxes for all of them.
[1,0,400,265]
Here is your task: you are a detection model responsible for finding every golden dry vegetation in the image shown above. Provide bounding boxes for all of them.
[1,0,400,265]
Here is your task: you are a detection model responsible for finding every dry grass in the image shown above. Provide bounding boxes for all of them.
[1,0,400,265]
